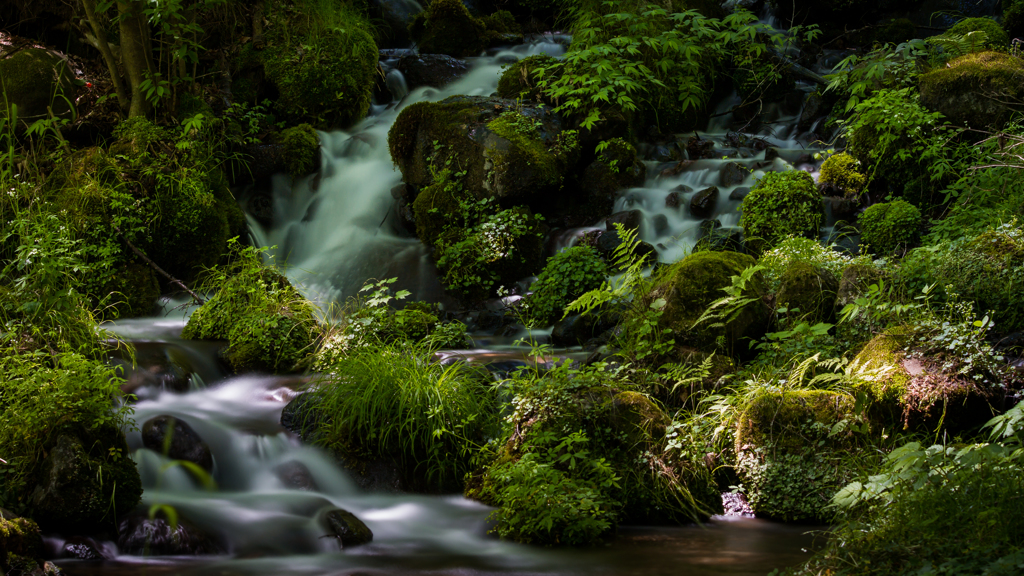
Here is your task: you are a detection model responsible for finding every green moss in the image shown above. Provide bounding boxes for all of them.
[734,389,859,522]
[279,124,320,178]
[818,152,866,197]
[387,98,488,187]
[741,170,822,254]
[486,110,565,193]
[0,516,43,572]
[858,199,921,254]
[527,245,608,324]
[919,51,1024,129]
[0,48,75,124]
[851,331,913,404]
[651,250,768,353]
[496,55,556,101]
[262,2,378,128]
[412,0,487,57]
[946,17,1008,50]
[776,261,839,323]
[183,264,320,373]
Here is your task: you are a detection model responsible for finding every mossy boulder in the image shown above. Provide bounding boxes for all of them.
[775,262,839,323]
[944,17,1008,50]
[734,389,859,523]
[817,152,866,198]
[29,431,142,533]
[858,199,921,254]
[410,0,521,57]
[389,95,580,206]
[0,515,45,576]
[259,3,378,128]
[741,170,822,255]
[0,48,76,126]
[650,250,769,355]
[580,139,647,213]
[278,124,321,178]
[919,51,1024,130]
[496,55,557,101]
[183,267,320,373]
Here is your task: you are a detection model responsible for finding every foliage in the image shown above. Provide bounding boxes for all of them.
[796,407,1024,575]
[757,236,860,292]
[309,343,497,491]
[279,123,320,178]
[183,242,320,373]
[945,17,1008,51]
[858,200,922,254]
[525,245,608,325]
[740,170,822,254]
[824,40,927,114]
[818,152,866,197]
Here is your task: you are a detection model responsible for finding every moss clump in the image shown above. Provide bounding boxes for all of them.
[496,55,557,101]
[183,252,320,373]
[858,199,921,254]
[818,152,866,197]
[526,245,608,325]
[651,250,768,354]
[411,0,486,57]
[741,170,822,254]
[919,51,1024,129]
[0,516,43,574]
[0,48,76,124]
[946,17,1008,50]
[412,178,467,246]
[486,110,574,198]
[851,330,913,405]
[279,124,320,178]
[262,2,378,128]
[734,389,859,523]
[776,262,840,323]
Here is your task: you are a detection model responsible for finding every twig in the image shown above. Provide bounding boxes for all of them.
[0,457,7,464]
[115,227,206,305]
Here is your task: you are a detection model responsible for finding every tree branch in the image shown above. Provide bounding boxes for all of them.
[116,227,206,305]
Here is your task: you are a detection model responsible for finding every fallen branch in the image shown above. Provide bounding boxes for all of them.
[116,227,206,305]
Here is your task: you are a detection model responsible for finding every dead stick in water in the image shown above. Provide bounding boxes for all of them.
[116,227,206,305]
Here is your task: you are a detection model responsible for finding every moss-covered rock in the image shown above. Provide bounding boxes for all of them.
[410,0,486,57]
[741,170,822,255]
[817,152,866,198]
[389,95,580,206]
[0,515,44,575]
[579,139,647,212]
[279,124,321,178]
[858,199,921,254]
[650,250,769,355]
[496,55,556,101]
[919,51,1024,129]
[945,17,1008,50]
[183,266,320,373]
[29,430,142,533]
[0,48,76,126]
[775,262,839,323]
[734,389,859,523]
[260,2,378,128]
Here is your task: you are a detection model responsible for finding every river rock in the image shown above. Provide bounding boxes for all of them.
[689,186,719,219]
[729,186,751,201]
[395,54,470,89]
[320,508,373,548]
[61,536,113,560]
[605,210,643,232]
[274,461,319,491]
[719,162,749,187]
[117,511,224,555]
[142,416,214,473]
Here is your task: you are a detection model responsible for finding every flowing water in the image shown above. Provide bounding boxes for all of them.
[60,33,836,575]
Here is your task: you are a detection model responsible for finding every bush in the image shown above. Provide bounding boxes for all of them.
[818,152,866,197]
[526,246,608,325]
[758,236,861,292]
[308,343,497,491]
[858,199,922,254]
[741,170,822,254]
[182,244,320,373]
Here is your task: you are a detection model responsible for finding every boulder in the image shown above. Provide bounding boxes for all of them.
[141,416,214,473]
[775,262,839,323]
[580,138,646,211]
[0,48,76,126]
[274,461,319,491]
[117,511,224,555]
[319,508,373,548]
[919,51,1024,130]
[395,53,470,89]
[689,186,719,219]
[719,162,749,187]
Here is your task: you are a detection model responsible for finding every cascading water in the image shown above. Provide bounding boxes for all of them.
[61,34,837,575]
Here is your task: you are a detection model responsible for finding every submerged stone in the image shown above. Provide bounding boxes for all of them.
[320,508,373,548]
[142,416,214,473]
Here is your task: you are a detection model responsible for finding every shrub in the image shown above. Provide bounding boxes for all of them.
[758,236,860,292]
[309,343,497,491]
[526,246,608,325]
[741,170,822,254]
[182,243,320,373]
[818,152,866,197]
[858,199,922,254]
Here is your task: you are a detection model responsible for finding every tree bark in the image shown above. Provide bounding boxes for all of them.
[80,0,129,111]
[117,0,154,117]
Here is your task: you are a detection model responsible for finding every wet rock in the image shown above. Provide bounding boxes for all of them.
[61,537,112,560]
[651,214,669,235]
[824,196,860,222]
[368,0,422,47]
[728,186,751,201]
[320,508,373,548]
[697,222,745,253]
[580,138,646,213]
[689,186,719,219]
[605,210,643,232]
[685,135,714,159]
[142,416,214,473]
[30,432,142,533]
[660,159,695,177]
[396,54,470,90]
[275,461,319,491]
[719,162,749,187]
[246,192,274,228]
[117,512,224,555]
[595,229,657,267]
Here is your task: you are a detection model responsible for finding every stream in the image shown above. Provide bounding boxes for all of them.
[59,31,832,575]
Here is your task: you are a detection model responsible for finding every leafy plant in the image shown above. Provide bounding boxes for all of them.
[858,199,922,254]
[525,245,608,325]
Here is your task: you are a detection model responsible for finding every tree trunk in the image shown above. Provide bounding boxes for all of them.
[80,0,129,111]
[117,0,153,118]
